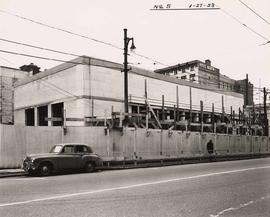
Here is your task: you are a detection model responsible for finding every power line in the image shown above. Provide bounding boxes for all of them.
[0,49,86,65]
[0,49,124,71]
[132,52,169,66]
[238,0,270,26]
[0,37,169,67]
[259,41,270,46]
[219,6,270,42]
[0,46,251,94]
[0,40,261,95]
[0,46,241,95]
[0,46,220,88]
[0,9,122,50]
[0,37,80,57]
[0,35,256,88]
[0,9,169,67]
[0,36,169,69]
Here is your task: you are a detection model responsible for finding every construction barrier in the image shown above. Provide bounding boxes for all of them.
[0,124,269,168]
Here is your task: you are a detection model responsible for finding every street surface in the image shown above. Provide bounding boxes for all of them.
[1,158,270,217]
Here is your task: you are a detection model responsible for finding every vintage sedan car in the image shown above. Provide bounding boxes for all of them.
[22,143,102,176]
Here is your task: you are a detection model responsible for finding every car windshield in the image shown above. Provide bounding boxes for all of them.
[50,145,63,153]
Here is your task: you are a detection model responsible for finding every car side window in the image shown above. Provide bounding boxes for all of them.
[75,145,89,153]
[62,145,75,153]
[88,146,93,153]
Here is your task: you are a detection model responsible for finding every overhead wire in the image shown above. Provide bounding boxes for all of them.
[217,5,270,43]
[0,49,86,65]
[238,0,270,26]
[0,46,232,92]
[0,37,80,57]
[0,8,266,95]
[0,37,169,72]
[0,9,168,67]
[0,9,122,50]
[0,48,125,72]
[0,44,256,95]
[0,48,240,98]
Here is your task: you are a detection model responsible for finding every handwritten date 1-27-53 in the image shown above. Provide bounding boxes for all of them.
[189,3,215,8]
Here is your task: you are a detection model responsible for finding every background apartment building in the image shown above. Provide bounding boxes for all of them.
[155,59,254,106]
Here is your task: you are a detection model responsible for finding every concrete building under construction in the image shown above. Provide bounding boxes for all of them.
[13,56,263,135]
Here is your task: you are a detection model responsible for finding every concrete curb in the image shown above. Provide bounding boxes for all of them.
[0,170,26,178]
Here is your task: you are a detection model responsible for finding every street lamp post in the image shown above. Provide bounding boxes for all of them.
[123,28,136,125]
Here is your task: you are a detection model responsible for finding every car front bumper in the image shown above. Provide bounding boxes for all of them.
[22,160,37,172]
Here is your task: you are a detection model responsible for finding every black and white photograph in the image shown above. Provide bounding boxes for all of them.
[0,0,270,216]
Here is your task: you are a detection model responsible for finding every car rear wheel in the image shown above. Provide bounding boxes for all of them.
[38,163,52,176]
[85,162,95,173]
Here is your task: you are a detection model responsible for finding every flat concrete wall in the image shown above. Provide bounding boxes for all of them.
[0,125,62,168]
[0,124,269,168]
[14,57,244,126]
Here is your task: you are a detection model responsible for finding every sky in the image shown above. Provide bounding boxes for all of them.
[0,0,269,103]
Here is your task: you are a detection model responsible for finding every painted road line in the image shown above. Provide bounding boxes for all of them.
[1,165,270,208]
[210,195,270,217]
[0,177,45,181]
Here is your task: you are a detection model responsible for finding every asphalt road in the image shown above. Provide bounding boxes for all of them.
[1,158,270,217]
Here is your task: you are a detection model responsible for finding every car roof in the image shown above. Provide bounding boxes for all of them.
[55,143,90,146]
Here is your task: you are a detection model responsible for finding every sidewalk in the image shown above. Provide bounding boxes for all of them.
[0,168,26,178]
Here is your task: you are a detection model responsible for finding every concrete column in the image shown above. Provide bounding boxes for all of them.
[34,107,38,126]
[48,104,52,126]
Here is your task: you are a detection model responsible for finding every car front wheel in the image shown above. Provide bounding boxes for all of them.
[85,162,95,173]
[38,163,52,176]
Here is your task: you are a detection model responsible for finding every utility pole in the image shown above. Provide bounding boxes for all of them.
[245,74,249,106]
[263,87,269,136]
[123,28,136,125]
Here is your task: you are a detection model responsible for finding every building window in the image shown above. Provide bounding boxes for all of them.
[181,75,187,80]
[131,105,138,114]
[190,66,194,71]
[182,68,185,73]
[37,105,48,126]
[25,108,35,126]
[190,74,196,81]
[51,102,64,126]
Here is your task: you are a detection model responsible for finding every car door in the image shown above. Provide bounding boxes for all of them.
[74,145,90,168]
[58,145,81,169]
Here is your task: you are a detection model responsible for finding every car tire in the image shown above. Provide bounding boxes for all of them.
[38,163,52,176]
[85,162,95,173]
